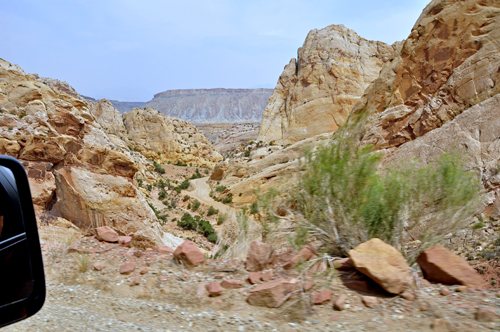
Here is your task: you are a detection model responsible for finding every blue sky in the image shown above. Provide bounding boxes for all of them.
[1,0,430,101]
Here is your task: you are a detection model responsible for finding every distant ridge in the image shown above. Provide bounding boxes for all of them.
[82,95,145,114]
[144,88,273,123]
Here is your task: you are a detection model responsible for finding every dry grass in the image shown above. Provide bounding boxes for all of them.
[74,253,91,272]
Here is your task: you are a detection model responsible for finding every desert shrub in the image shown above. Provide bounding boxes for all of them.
[190,168,203,179]
[187,203,191,209]
[217,213,228,225]
[207,206,219,216]
[173,180,190,193]
[222,195,233,204]
[74,253,91,272]
[215,185,226,192]
[182,195,190,202]
[158,179,167,189]
[215,210,261,259]
[175,160,187,166]
[282,119,482,263]
[207,233,218,243]
[198,219,216,237]
[146,184,152,191]
[153,161,165,174]
[178,213,197,230]
[137,178,143,187]
[244,150,251,157]
[158,189,167,200]
[192,199,201,211]
[250,202,258,214]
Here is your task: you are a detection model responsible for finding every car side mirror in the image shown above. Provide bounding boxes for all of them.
[0,155,45,328]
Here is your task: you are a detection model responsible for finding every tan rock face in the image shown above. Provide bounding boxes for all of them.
[349,238,411,294]
[416,244,485,288]
[123,108,222,168]
[353,0,500,150]
[258,25,394,144]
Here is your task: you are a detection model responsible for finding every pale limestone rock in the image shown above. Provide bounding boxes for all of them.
[123,108,222,168]
[258,25,394,144]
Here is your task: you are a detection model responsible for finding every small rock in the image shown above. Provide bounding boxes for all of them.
[431,318,450,331]
[401,291,416,301]
[221,279,244,289]
[197,282,207,298]
[95,226,119,243]
[246,241,275,272]
[312,290,333,305]
[248,272,262,284]
[119,262,135,274]
[118,236,132,245]
[475,307,497,322]
[333,258,354,271]
[261,270,273,281]
[440,287,451,296]
[129,276,141,286]
[140,267,148,274]
[247,278,299,307]
[155,246,174,254]
[361,296,379,308]
[207,281,223,297]
[92,262,106,271]
[211,299,223,306]
[456,286,468,292]
[333,294,347,311]
[174,240,205,267]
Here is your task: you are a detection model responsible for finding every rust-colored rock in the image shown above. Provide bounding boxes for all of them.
[221,279,243,289]
[119,262,135,274]
[248,272,262,284]
[475,307,497,322]
[333,294,347,311]
[245,240,275,272]
[207,281,223,297]
[247,278,299,308]
[312,290,333,305]
[95,226,119,243]
[92,262,106,271]
[361,296,379,308]
[155,246,174,254]
[209,161,229,181]
[416,244,486,288]
[173,240,205,267]
[349,238,410,294]
[333,258,355,271]
[196,282,207,298]
[118,236,133,246]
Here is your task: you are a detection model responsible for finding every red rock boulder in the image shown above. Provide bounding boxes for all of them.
[246,241,275,272]
[312,290,333,305]
[247,278,298,307]
[155,246,174,254]
[174,240,205,267]
[221,279,244,289]
[207,281,223,297]
[95,226,119,243]
[416,244,486,289]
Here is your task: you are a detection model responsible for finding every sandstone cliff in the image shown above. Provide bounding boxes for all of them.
[144,88,272,123]
[257,25,395,144]
[349,0,500,216]
[0,58,219,246]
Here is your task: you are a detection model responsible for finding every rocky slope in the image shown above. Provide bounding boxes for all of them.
[0,58,219,246]
[214,123,260,155]
[144,88,272,123]
[257,24,395,144]
[351,0,500,217]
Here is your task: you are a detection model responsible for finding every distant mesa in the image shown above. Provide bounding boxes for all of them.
[82,95,146,114]
[143,88,273,124]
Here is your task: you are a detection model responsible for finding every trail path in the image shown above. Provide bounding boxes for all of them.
[187,177,230,213]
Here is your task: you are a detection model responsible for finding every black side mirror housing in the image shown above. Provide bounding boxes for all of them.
[0,155,45,328]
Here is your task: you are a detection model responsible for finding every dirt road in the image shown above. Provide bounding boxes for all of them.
[187,177,230,213]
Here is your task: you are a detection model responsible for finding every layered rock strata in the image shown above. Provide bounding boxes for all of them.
[258,24,395,144]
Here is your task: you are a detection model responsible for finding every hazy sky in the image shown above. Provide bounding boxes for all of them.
[1,0,430,101]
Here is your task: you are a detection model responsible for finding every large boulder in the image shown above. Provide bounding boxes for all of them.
[245,240,275,272]
[247,278,299,307]
[416,244,486,288]
[173,240,205,267]
[95,226,119,243]
[209,161,228,181]
[349,238,411,294]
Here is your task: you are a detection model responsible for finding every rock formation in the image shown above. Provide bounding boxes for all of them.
[214,123,259,155]
[144,88,272,123]
[258,24,395,144]
[0,58,218,246]
[351,0,500,217]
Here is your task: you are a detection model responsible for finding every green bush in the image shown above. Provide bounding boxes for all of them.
[192,199,201,211]
[175,160,188,167]
[178,213,197,230]
[222,195,233,204]
[207,233,218,243]
[198,219,215,237]
[190,168,203,179]
[284,119,482,262]
[207,206,219,216]
[244,150,250,157]
[183,195,190,202]
[250,202,258,214]
[217,213,228,225]
[153,161,165,174]
[158,189,167,200]
[215,185,226,192]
